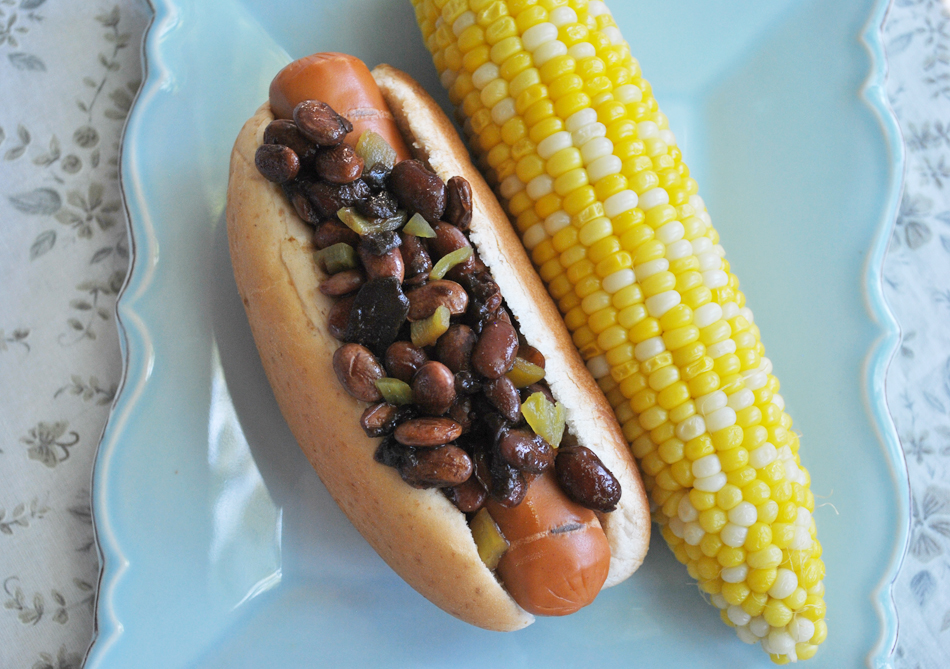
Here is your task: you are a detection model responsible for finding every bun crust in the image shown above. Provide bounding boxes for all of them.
[225,65,649,631]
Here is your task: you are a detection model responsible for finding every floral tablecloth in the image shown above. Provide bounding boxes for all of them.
[0,0,948,667]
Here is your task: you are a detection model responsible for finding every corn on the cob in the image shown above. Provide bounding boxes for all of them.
[411,0,827,662]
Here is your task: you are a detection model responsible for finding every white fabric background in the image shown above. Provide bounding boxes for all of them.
[0,0,947,667]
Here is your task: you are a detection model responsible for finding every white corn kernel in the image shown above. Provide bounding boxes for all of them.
[659,128,677,146]
[568,42,596,60]
[549,6,577,27]
[772,393,786,410]
[692,453,722,478]
[694,472,727,493]
[728,501,757,527]
[742,369,768,391]
[634,336,666,361]
[491,98,516,125]
[602,25,623,44]
[452,10,476,36]
[749,442,778,469]
[604,190,638,217]
[634,258,669,281]
[749,616,770,638]
[720,522,748,547]
[573,122,607,148]
[440,69,458,89]
[707,338,737,359]
[683,521,704,545]
[791,527,813,550]
[587,0,609,16]
[768,569,799,599]
[689,194,707,212]
[588,155,622,182]
[698,250,723,271]
[691,236,713,255]
[677,495,698,522]
[668,516,685,538]
[526,174,554,200]
[566,108,597,132]
[721,301,740,320]
[736,625,759,644]
[544,210,571,235]
[665,239,692,260]
[522,22,558,51]
[722,564,749,584]
[580,136,613,164]
[795,507,812,527]
[637,120,659,139]
[499,175,524,199]
[537,131,572,159]
[739,306,755,323]
[656,220,685,244]
[693,302,723,329]
[472,62,499,89]
[789,617,815,643]
[676,415,706,442]
[523,223,547,249]
[759,356,774,375]
[614,83,642,104]
[706,407,737,432]
[639,187,669,211]
[586,355,610,379]
[711,593,729,610]
[645,290,680,317]
[696,390,727,416]
[727,388,755,411]
[702,269,729,289]
[533,39,567,66]
[727,605,752,626]
[603,269,635,294]
[767,630,796,655]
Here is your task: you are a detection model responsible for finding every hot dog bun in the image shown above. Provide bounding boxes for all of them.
[225,60,650,631]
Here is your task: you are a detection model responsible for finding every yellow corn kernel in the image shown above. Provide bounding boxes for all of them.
[717,546,746,569]
[748,567,777,594]
[698,508,727,534]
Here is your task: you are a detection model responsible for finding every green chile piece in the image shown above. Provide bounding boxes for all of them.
[315,243,358,275]
[429,246,473,280]
[403,212,437,238]
[521,391,566,448]
[337,207,407,235]
[374,377,413,405]
[410,305,451,348]
[355,130,397,171]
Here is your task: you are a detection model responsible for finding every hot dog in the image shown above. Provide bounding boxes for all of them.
[226,53,650,630]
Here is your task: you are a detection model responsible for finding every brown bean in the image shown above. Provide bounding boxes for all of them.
[447,395,474,433]
[406,280,469,321]
[484,376,521,423]
[319,268,365,296]
[356,190,398,219]
[489,457,528,508]
[399,445,473,489]
[359,231,401,256]
[399,232,432,286]
[519,343,546,369]
[435,324,477,373]
[314,143,364,184]
[332,343,384,402]
[360,402,411,438]
[411,361,457,416]
[444,475,487,513]
[555,445,621,513]
[373,435,410,469]
[264,119,317,166]
[313,220,359,249]
[302,178,370,219]
[471,320,519,379]
[444,176,473,231]
[394,417,463,447]
[454,370,482,395]
[498,429,554,474]
[327,295,355,340]
[389,159,446,223]
[255,144,300,183]
[292,100,352,146]
[384,341,428,383]
[359,245,404,282]
[430,223,476,278]
[286,185,320,225]
[521,381,555,404]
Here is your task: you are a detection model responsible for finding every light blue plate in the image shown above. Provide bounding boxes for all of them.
[89,0,907,666]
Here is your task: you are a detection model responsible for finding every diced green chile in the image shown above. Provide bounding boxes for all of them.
[315,243,358,275]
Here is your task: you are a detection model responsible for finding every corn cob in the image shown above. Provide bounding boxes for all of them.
[411,0,827,662]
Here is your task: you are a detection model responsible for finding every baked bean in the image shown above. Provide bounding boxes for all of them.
[359,245,405,282]
[286,185,320,225]
[555,445,621,513]
[255,144,300,183]
[313,219,359,249]
[471,320,519,379]
[430,223,475,278]
[314,143,364,184]
[394,417,463,447]
[361,162,390,191]
[360,402,413,438]
[444,475,487,513]
[444,176,473,231]
[447,395,474,433]
[359,231,401,256]
[454,370,482,395]
[411,361,456,416]
[292,100,352,146]
[389,159,446,223]
[399,444,473,489]
[332,343,385,402]
[484,376,521,423]
[489,457,527,508]
[457,270,502,332]
[327,295,355,340]
[384,341,428,383]
[263,119,317,166]
[498,429,554,474]
[519,343,545,369]
[319,268,365,296]
[342,277,409,353]
[374,435,410,469]
[303,178,370,219]
[399,233,432,286]
[521,381,555,404]
[435,324,477,373]
[356,190,398,219]
[406,280,469,321]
